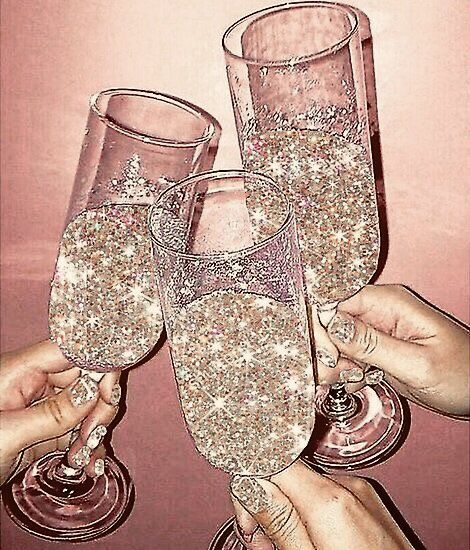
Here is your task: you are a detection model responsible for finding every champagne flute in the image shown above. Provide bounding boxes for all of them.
[223,2,404,470]
[3,88,219,541]
[149,170,315,550]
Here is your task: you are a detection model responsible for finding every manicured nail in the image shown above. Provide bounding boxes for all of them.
[234,519,259,544]
[231,476,270,514]
[110,384,121,407]
[316,348,337,368]
[86,425,107,450]
[73,445,91,467]
[328,314,355,344]
[339,366,364,383]
[365,368,384,385]
[70,375,98,407]
[94,458,105,477]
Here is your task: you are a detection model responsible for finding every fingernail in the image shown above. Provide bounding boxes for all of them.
[231,476,270,514]
[328,314,355,344]
[110,384,121,407]
[339,366,364,383]
[73,445,91,467]
[316,348,337,368]
[94,458,105,477]
[70,375,99,407]
[234,519,259,544]
[365,368,384,385]
[86,425,107,450]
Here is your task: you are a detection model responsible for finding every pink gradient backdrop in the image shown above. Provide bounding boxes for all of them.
[1,1,469,549]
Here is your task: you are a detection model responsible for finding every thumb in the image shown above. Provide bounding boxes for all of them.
[231,498,274,549]
[230,476,314,550]
[327,311,425,384]
[7,374,99,451]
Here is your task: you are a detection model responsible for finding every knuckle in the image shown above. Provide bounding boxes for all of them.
[43,396,65,427]
[323,487,357,517]
[265,501,299,540]
[357,325,379,359]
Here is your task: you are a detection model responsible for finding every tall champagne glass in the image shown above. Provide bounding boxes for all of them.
[149,170,315,550]
[223,2,404,470]
[3,88,219,541]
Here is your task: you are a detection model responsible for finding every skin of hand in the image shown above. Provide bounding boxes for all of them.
[311,303,374,394]
[230,460,413,550]
[316,284,469,417]
[0,340,121,485]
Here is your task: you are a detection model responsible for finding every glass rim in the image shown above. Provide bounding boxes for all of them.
[90,88,216,148]
[148,169,295,261]
[222,1,359,67]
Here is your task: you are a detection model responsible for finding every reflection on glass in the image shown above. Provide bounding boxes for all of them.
[150,171,315,478]
[4,88,219,542]
[223,2,404,477]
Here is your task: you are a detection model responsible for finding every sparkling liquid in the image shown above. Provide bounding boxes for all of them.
[243,129,380,305]
[49,205,163,372]
[169,290,315,476]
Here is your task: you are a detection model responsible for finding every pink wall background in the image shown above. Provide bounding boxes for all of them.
[1,1,469,549]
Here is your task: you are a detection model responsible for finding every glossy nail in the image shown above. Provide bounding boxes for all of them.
[86,425,107,450]
[231,476,270,514]
[94,458,105,477]
[316,348,337,369]
[328,314,355,344]
[339,366,364,383]
[70,375,98,407]
[365,368,384,385]
[109,384,121,407]
[73,445,92,467]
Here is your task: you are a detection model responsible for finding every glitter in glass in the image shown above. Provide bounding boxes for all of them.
[170,290,314,476]
[243,129,380,306]
[49,204,163,371]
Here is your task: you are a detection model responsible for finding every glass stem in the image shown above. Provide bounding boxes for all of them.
[47,369,104,488]
[40,427,93,497]
[321,383,358,421]
[317,303,358,421]
[37,448,94,498]
[56,427,83,478]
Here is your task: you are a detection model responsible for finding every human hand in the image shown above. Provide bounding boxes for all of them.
[230,460,413,550]
[0,340,121,485]
[317,284,469,417]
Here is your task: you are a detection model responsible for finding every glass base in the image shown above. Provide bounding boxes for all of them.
[3,451,134,542]
[302,381,405,470]
[209,517,245,550]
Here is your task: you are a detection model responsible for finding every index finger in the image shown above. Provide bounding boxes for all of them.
[338,285,398,318]
[67,371,121,472]
[2,340,71,375]
[338,285,419,333]
[339,284,444,340]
